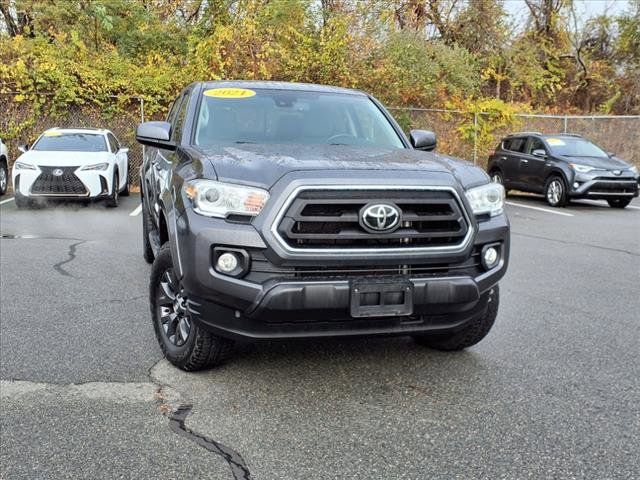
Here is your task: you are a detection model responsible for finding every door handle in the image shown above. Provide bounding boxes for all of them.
[520,159,529,164]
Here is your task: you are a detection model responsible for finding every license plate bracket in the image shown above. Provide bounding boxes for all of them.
[350,280,413,318]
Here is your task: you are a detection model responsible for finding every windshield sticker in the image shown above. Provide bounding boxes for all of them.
[547,138,566,146]
[203,88,256,99]
[43,131,63,137]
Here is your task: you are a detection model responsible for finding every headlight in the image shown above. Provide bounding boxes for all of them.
[569,163,595,173]
[629,165,638,175]
[465,183,505,217]
[14,161,36,170]
[184,180,269,218]
[81,162,109,171]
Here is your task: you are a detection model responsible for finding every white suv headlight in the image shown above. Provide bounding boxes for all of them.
[184,180,269,218]
[81,162,109,171]
[14,161,37,170]
[465,183,505,217]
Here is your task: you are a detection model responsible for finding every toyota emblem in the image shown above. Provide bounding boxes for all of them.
[52,168,64,177]
[612,170,621,176]
[360,203,401,233]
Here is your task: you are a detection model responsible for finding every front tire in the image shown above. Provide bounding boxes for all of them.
[607,198,631,209]
[106,171,119,208]
[0,160,7,195]
[121,167,130,196]
[150,244,234,371]
[544,175,568,207]
[14,194,31,209]
[413,285,499,351]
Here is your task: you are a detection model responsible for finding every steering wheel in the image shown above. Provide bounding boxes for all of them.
[326,134,358,145]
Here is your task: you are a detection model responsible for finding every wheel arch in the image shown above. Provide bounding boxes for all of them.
[545,167,570,186]
[158,209,169,246]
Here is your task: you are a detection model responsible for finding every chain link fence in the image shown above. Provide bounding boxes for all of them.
[1,95,638,192]
[389,108,640,169]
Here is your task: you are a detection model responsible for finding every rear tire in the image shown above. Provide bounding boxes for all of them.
[607,198,631,209]
[142,197,155,264]
[106,171,119,208]
[150,244,234,371]
[489,169,509,194]
[544,175,568,207]
[413,285,499,351]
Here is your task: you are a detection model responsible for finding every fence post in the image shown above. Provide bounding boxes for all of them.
[139,97,145,162]
[473,112,478,164]
[564,116,568,133]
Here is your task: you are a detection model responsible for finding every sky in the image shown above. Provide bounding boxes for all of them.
[504,0,632,26]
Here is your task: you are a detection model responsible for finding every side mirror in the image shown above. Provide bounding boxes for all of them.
[119,147,130,154]
[136,121,175,150]
[532,149,546,158]
[410,129,437,152]
[18,144,29,154]
[607,151,615,157]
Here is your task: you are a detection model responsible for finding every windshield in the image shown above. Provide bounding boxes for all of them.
[546,137,608,158]
[32,133,107,152]
[194,89,404,149]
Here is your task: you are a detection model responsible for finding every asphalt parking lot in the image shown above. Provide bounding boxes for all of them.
[1,193,639,479]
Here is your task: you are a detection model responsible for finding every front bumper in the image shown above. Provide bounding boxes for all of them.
[569,172,639,200]
[12,166,114,199]
[175,200,510,340]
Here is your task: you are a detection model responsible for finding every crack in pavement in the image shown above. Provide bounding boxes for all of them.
[512,231,640,257]
[0,233,91,277]
[148,360,253,480]
[169,405,253,480]
[1,375,251,480]
[53,240,87,277]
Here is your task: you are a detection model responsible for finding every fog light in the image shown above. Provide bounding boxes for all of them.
[573,182,579,189]
[482,246,499,270]
[216,252,239,273]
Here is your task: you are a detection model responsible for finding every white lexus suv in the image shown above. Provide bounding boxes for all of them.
[12,128,130,208]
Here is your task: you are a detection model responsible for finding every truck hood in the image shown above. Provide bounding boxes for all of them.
[195,144,489,190]
[16,150,112,167]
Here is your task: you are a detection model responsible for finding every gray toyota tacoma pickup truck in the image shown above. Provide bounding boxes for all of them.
[136,81,509,371]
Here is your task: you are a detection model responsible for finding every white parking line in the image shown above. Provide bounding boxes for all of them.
[129,204,142,216]
[0,197,14,206]
[505,200,575,217]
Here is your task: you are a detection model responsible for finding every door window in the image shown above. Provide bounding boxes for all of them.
[107,133,120,152]
[503,137,527,153]
[171,93,190,143]
[527,138,546,155]
[166,94,184,124]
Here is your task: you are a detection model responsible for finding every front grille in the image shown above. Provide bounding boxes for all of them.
[245,249,483,283]
[588,179,638,195]
[31,166,87,195]
[276,189,469,250]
